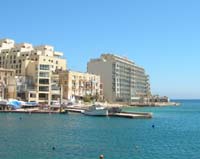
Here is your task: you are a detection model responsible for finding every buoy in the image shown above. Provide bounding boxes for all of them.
[52,146,55,150]
[19,117,22,120]
[99,154,104,159]
[152,124,155,128]
[134,145,140,152]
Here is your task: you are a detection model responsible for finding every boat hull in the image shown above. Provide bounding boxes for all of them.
[83,109,108,116]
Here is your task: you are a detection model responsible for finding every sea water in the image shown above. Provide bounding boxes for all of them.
[0,100,200,159]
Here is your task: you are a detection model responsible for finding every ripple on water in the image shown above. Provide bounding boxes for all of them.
[1,100,200,159]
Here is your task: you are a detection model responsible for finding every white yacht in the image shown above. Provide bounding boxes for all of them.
[82,104,108,116]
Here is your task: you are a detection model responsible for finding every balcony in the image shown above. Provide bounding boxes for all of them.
[51,90,60,95]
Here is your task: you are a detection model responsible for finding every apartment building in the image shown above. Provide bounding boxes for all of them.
[0,68,16,99]
[0,39,67,104]
[59,70,102,101]
[87,54,151,103]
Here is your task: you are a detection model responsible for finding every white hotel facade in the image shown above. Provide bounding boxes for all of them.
[87,54,151,103]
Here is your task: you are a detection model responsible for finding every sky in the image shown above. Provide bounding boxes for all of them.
[0,0,200,99]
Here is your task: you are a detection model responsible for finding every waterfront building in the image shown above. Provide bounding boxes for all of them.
[59,70,103,101]
[87,54,151,103]
[0,68,16,99]
[0,39,67,104]
[150,95,170,103]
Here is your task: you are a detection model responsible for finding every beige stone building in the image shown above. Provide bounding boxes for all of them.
[87,54,151,103]
[0,39,67,104]
[0,68,16,99]
[59,70,103,101]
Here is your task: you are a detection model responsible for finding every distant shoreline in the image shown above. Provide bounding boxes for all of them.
[129,102,180,107]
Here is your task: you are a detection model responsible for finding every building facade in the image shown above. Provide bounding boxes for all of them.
[0,39,67,104]
[87,54,151,103]
[0,68,16,99]
[59,70,102,101]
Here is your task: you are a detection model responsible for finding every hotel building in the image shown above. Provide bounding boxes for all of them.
[0,68,16,99]
[59,70,102,101]
[0,39,67,104]
[87,54,151,103]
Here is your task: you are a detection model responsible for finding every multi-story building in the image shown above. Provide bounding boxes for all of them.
[0,38,67,104]
[0,68,16,99]
[87,54,151,103]
[59,70,102,101]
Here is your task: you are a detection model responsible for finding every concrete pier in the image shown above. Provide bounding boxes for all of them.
[0,110,61,114]
[109,112,152,119]
[64,108,152,119]
[64,108,84,113]
[0,108,153,119]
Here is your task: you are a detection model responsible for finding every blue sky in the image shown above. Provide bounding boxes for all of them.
[0,0,200,99]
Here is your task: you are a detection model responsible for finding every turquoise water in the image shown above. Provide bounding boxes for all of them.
[1,100,200,159]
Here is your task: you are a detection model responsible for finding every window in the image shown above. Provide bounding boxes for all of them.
[39,86,49,91]
[51,84,59,90]
[30,93,36,98]
[39,79,49,84]
[39,93,48,99]
[40,64,49,70]
[39,72,49,77]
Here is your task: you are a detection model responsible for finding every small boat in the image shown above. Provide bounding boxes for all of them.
[82,104,108,116]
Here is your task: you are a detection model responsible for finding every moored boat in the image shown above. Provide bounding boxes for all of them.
[82,104,108,116]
